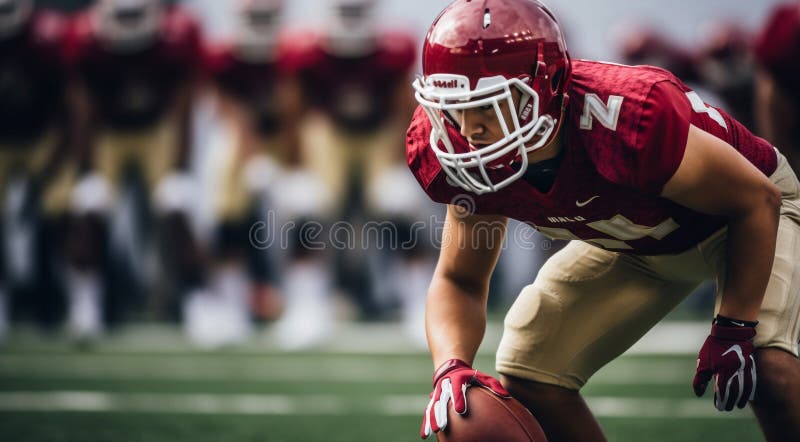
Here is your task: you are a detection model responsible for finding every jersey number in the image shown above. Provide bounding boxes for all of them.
[685,91,727,130]
[580,91,727,132]
[580,94,624,131]
[567,90,722,248]
[535,215,679,250]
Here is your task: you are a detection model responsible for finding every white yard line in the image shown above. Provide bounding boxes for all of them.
[2,321,709,355]
[0,355,693,384]
[0,391,752,419]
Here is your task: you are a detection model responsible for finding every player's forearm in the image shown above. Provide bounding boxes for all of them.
[425,275,489,368]
[719,198,780,322]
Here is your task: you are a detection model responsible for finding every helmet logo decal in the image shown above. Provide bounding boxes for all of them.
[520,100,533,121]
[483,9,491,29]
[433,79,459,89]
[424,74,469,93]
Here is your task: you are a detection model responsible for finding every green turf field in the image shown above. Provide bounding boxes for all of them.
[0,325,763,442]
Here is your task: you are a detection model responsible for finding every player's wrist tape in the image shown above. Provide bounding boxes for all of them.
[432,359,471,385]
[714,314,758,328]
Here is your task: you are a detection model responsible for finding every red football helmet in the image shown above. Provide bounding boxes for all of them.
[618,25,699,83]
[325,0,377,57]
[92,0,164,52]
[413,0,571,194]
[698,21,752,90]
[235,0,284,62]
[0,0,33,40]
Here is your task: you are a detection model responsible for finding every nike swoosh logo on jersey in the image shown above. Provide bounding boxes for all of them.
[576,195,600,207]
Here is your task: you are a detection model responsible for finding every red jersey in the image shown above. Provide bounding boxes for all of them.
[280,30,415,132]
[407,60,777,255]
[66,7,201,130]
[0,10,69,142]
[754,3,800,99]
[203,42,284,136]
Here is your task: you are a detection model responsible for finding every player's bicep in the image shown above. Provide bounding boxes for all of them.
[661,124,780,216]
[434,205,507,293]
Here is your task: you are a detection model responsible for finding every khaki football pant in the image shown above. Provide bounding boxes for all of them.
[93,119,180,195]
[496,149,800,390]
[213,129,290,223]
[0,129,76,216]
[299,113,404,216]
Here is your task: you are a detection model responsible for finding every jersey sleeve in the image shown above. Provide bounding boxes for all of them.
[200,40,231,77]
[571,63,692,195]
[406,105,440,190]
[275,29,323,74]
[378,31,416,73]
[406,105,472,205]
[155,6,203,71]
[62,11,92,67]
[629,80,692,194]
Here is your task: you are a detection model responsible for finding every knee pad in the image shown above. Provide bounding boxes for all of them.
[154,172,197,215]
[242,155,280,195]
[367,165,431,219]
[269,170,332,221]
[71,173,113,216]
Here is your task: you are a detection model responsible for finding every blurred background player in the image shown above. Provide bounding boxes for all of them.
[696,21,755,128]
[618,25,702,86]
[196,0,294,347]
[754,2,800,173]
[280,0,424,343]
[0,0,78,340]
[65,0,203,339]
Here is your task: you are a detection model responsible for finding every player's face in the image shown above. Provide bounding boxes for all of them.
[454,88,522,148]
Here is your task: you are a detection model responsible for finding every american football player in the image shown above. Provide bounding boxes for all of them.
[64,0,204,337]
[0,0,79,338]
[696,21,754,128]
[618,25,700,85]
[280,0,423,326]
[197,0,295,346]
[754,2,800,177]
[410,1,800,440]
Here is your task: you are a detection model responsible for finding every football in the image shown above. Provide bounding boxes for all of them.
[437,387,547,442]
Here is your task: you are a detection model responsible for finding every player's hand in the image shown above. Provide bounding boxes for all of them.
[420,358,510,439]
[692,320,757,411]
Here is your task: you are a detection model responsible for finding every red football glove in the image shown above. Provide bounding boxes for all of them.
[420,358,510,439]
[692,322,757,411]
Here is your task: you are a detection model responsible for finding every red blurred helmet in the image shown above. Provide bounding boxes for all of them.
[413,0,571,194]
[697,21,753,98]
[702,21,751,61]
[325,0,378,57]
[93,0,164,52]
[235,0,284,61]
